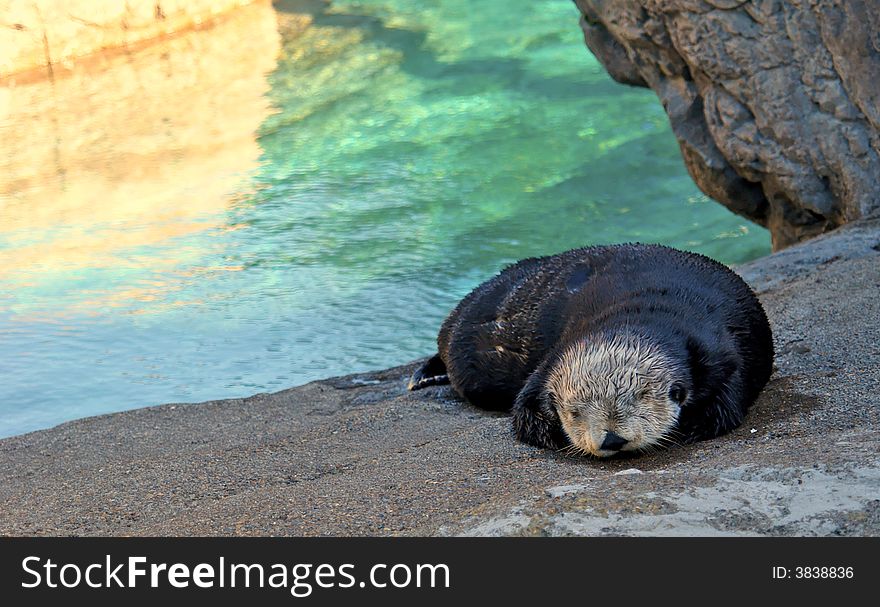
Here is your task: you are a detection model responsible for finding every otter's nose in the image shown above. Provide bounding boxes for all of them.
[600,431,628,451]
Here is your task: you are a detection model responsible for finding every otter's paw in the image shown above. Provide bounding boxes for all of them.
[407,353,450,391]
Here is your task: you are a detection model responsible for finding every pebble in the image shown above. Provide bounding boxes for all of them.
[614,468,644,476]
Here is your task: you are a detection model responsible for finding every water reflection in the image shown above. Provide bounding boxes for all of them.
[0,2,284,317]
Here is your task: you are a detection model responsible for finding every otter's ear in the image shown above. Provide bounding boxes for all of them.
[512,369,568,450]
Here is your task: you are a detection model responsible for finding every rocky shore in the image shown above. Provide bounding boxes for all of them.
[1,0,877,537]
[1,217,877,536]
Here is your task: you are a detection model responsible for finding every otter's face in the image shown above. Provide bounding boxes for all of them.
[546,336,689,457]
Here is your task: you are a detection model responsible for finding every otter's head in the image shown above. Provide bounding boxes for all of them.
[545,334,690,457]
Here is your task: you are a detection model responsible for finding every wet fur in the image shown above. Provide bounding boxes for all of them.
[411,243,774,453]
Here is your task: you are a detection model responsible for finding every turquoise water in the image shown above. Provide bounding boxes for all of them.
[0,0,769,438]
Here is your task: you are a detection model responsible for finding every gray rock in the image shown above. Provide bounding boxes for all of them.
[574,0,880,250]
[1,218,878,536]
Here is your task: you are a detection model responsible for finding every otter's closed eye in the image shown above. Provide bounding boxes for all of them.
[669,384,688,404]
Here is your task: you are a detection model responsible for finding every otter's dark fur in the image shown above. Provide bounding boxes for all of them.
[410,243,774,453]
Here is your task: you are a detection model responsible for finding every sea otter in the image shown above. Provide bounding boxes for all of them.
[409,243,774,457]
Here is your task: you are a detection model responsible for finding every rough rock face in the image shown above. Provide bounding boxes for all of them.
[574,0,880,250]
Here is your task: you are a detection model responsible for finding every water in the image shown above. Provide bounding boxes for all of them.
[0,0,769,438]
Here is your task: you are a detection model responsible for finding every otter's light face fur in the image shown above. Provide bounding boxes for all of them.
[546,334,688,457]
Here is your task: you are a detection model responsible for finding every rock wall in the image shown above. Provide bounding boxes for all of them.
[574,0,880,250]
[0,0,257,80]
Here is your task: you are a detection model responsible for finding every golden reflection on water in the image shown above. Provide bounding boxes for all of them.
[0,2,293,316]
